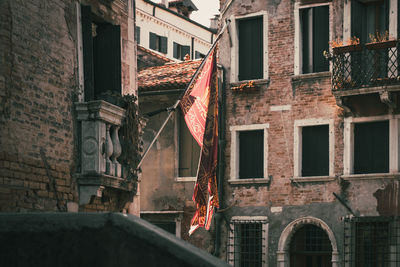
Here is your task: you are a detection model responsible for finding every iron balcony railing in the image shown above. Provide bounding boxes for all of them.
[332,40,400,91]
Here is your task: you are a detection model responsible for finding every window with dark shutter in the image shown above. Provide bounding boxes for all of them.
[93,23,121,98]
[149,32,167,54]
[149,32,157,50]
[302,125,329,176]
[239,130,263,179]
[238,16,263,81]
[354,120,389,174]
[160,36,168,54]
[178,110,200,177]
[81,5,121,101]
[300,5,329,74]
[195,51,205,59]
[181,45,190,59]
[135,26,140,44]
[173,42,190,60]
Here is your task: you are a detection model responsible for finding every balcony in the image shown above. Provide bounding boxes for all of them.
[331,40,400,115]
[75,100,138,205]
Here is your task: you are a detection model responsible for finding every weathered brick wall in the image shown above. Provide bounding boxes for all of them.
[0,0,136,213]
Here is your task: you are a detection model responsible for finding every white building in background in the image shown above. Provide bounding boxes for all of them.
[135,0,216,61]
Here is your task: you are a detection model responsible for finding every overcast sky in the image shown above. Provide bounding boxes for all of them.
[152,0,220,28]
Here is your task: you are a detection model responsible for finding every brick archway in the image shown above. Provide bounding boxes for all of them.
[276,216,340,267]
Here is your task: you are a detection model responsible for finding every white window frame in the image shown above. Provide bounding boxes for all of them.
[229,11,269,83]
[229,124,269,184]
[228,216,269,267]
[140,211,183,238]
[293,118,335,181]
[343,115,400,178]
[294,1,332,76]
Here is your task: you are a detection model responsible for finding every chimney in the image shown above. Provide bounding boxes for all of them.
[210,15,219,31]
[161,0,169,8]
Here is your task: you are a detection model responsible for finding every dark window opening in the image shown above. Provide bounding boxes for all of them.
[195,51,205,59]
[152,221,176,235]
[351,0,388,45]
[178,110,200,177]
[81,5,121,102]
[233,222,263,267]
[149,32,167,54]
[290,224,332,267]
[173,42,190,60]
[344,217,400,267]
[238,16,263,81]
[239,130,264,179]
[135,26,140,44]
[300,5,329,74]
[354,120,389,174]
[302,125,329,177]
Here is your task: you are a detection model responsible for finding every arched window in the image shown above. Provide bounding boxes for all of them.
[289,224,332,267]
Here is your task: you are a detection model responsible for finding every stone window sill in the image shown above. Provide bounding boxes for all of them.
[341,173,400,180]
[291,176,336,183]
[292,71,331,82]
[175,177,196,182]
[228,178,270,185]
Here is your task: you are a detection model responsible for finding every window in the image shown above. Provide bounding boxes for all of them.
[149,32,167,54]
[343,115,400,177]
[294,119,334,180]
[135,26,140,44]
[228,216,268,267]
[302,125,329,176]
[238,16,263,80]
[177,109,200,179]
[300,5,329,74]
[290,224,332,267]
[344,216,400,266]
[229,11,268,82]
[141,211,183,238]
[351,0,388,45]
[173,42,190,60]
[354,120,389,174]
[81,5,121,102]
[230,124,269,182]
[195,51,205,59]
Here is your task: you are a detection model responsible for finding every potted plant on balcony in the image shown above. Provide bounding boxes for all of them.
[365,31,398,50]
[331,36,361,55]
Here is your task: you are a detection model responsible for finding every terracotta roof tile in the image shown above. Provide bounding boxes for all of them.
[138,59,201,91]
[137,45,173,63]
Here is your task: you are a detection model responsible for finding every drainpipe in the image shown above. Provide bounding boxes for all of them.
[213,64,226,257]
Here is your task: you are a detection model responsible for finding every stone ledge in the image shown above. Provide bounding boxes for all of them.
[341,173,400,181]
[291,176,336,183]
[228,178,270,185]
[292,71,331,82]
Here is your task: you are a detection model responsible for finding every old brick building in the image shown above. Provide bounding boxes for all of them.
[0,0,139,213]
[214,0,400,266]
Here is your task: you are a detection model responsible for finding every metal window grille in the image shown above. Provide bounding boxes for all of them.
[344,216,400,267]
[228,218,267,267]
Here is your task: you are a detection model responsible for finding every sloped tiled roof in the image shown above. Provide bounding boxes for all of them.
[138,59,201,91]
[137,45,172,63]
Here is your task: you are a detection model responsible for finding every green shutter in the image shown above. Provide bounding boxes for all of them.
[93,24,121,97]
[81,5,94,101]
[149,32,157,50]
[238,17,263,81]
[302,125,329,176]
[312,6,329,72]
[239,130,263,179]
[160,36,168,54]
[181,45,190,60]
[354,121,389,174]
[173,42,179,59]
[135,26,140,44]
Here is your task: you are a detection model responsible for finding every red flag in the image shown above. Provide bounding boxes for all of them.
[179,49,219,235]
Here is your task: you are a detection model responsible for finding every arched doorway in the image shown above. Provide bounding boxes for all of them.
[289,224,332,267]
[276,217,339,267]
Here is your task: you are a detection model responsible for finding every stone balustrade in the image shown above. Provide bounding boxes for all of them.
[75,100,130,205]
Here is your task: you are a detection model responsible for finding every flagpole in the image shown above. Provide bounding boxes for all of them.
[137,19,231,169]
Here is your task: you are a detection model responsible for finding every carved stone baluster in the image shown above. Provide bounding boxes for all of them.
[111,126,122,177]
[105,124,114,175]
